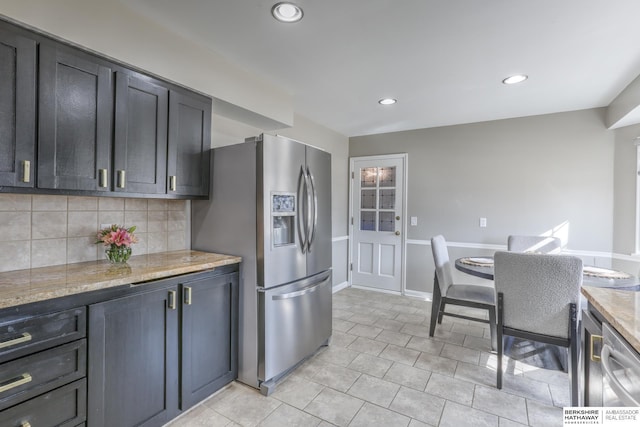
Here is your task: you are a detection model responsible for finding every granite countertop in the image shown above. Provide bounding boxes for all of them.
[0,250,241,310]
[582,285,640,353]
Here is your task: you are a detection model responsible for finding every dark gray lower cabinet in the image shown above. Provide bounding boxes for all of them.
[88,285,179,427]
[181,271,238,410]
[88,269,238,427]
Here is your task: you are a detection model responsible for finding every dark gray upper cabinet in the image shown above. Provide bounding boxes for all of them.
[168,91,211,197]
[37,44,113,192]
[114,72,169,194]
[0,27,36,187]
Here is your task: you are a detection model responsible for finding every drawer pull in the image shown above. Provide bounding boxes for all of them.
[0,332,32,349]
[590,334,603,362]
[184,286,192,305]
[0,373,32,393]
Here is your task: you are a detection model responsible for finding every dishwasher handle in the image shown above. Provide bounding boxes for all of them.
[601,344,640,406]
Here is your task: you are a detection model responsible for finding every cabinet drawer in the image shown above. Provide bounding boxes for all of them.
[0,307,86,364]
[0,378,86,427]
[0,340,86,411]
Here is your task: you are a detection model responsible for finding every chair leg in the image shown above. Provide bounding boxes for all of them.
[497,293,504,389]
[429,273,442,337]
[488,306,497,352]
[437,302,446,324]
[569,303,579,406]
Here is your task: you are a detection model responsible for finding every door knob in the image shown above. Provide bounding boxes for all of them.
[395,231,400,236]
[395,216,400,220]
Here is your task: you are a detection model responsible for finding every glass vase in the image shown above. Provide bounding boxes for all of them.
[105,246,132,264]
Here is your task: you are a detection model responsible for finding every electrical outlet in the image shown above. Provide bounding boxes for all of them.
[479,217,487,228]
[410,216,418,226]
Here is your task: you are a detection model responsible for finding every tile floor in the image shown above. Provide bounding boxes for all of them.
[167,287,568,426]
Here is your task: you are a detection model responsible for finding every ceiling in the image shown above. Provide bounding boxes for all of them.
[120,0,640,137]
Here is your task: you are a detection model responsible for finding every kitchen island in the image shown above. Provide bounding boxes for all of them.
[0,250,241,427]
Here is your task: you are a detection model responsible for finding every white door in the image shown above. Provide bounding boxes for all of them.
[350,155,406,292]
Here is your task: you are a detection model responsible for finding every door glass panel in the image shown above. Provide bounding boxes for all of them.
[360,211,376,231]
[379,167,396,187]
[379,189,395,209]
[379,211,394,232]
[361,168,377,187]
[361,189,376,209]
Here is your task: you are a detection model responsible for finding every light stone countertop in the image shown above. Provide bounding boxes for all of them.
[0,250,241,310]
[582,285,640,353]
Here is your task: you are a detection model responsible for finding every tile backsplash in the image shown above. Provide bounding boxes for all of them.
[0,194,188,273]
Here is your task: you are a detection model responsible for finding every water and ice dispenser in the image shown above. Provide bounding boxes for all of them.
[272,193,295,246]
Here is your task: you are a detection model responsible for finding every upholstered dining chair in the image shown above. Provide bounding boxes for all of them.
[493,251,582,406]
[430,235,496,350]
[507,235,561,254]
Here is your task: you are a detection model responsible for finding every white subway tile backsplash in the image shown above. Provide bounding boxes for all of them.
[0,195,188,272]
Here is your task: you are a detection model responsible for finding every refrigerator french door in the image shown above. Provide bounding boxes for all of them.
[191,134,332,395]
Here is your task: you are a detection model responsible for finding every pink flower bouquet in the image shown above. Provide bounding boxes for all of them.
[96,224,138,263]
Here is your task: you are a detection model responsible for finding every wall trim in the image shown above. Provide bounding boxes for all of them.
[406,238,634,262]
[332,235,349,242]
[332,281,350,293]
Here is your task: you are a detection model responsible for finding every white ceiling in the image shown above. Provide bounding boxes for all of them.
[120,0,640,137]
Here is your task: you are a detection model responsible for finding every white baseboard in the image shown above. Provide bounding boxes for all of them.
[332,281,349,293]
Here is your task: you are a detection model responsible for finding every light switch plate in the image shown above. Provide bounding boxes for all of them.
[410,216,418,226]
[479,217,487,228]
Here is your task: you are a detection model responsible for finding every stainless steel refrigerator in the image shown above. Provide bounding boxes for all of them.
[191,134,332,395]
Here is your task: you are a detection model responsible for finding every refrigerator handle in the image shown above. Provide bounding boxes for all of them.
[297,166,308,253]
[307,166,318,250]
[303,168,313,252]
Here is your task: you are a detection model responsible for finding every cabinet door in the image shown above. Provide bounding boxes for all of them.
[38,44,112,191]
[114,72,168,194]
[181,272,238,410]
[0,26,36,187]
[88,287,179,427]
[167,91,211,197]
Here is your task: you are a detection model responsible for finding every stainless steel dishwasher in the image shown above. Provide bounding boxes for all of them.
[602,323,640,406]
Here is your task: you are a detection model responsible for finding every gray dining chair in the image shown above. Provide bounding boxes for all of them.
[493,251,582,406]
[507,235,561,254]
[430,235,496,350]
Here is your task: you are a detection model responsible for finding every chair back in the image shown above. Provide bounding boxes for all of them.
[507,235,561,254]
[431,235,454,295]
[494,251,582,339]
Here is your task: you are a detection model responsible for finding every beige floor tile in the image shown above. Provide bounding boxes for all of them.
[425,373,475,406]
[406,335,445,355]
[259,403,322,427]
[315,345,360,367]
[165,404,231,427]
[441,343,481,365]
[383,362,431,391]
[347,336,388,355]
[304,388,364,427]
[414,352,458,377]
[379,344,421,366]
[349,402,411,427]
[347,353,393,378]
[525,398,563,426]
[376,329,412,346]
[389,386,445,426]
[310,363,361,392]
[347,374,400,408]
[203,383,281,426]
[472,385,529,424]
[439,401,498,427]
[349,323,383,339]
[270,374,324,410]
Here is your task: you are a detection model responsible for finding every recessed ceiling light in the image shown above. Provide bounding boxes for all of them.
[502,74,528,85]
[378,98,397,105]
[271,2,303,23]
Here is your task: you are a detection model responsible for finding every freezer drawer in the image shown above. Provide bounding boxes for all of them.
[258,270,332,393]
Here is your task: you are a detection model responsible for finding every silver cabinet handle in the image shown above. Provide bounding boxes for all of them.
[22,160,31,183]
[601,344,640,406]
[99,168,108,188]
[117,170,126,188]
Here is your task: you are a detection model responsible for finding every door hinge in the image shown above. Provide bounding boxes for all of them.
[351,217,354,225]
[351,171,354,179]
[350,263,353,271]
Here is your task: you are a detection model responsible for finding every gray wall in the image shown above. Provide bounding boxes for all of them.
[350,108,616,293]
[613,122,640,255]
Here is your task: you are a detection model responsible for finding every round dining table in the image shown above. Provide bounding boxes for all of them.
[455,256,640,290]
[453,255,640,372]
